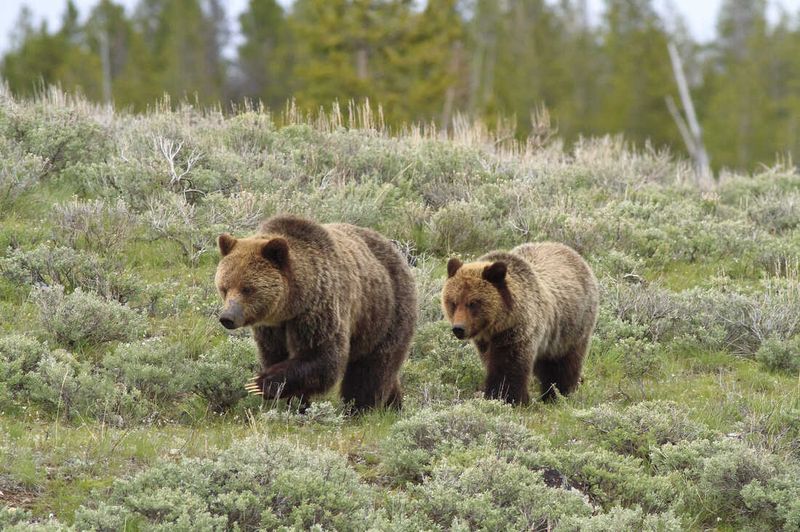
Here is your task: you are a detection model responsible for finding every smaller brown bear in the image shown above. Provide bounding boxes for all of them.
[442,242,598,404]
[215,214,417,412]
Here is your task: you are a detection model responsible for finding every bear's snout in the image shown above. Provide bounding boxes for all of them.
[219,300,244,329]
[452,325,466,339]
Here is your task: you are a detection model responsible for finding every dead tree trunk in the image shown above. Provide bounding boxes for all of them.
[667,41,713,189]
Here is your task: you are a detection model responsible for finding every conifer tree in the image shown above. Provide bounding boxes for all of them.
[236,0,293,109]
[595,0,678,147]
[704,0,771,169]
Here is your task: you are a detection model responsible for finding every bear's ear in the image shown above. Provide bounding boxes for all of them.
[447,258,463,278]
[482,261,507,285]
[262,237,290,269]
[218,233,237,256]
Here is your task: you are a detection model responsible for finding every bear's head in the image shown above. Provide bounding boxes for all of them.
[214,233,291,330]
[441,258,511,340]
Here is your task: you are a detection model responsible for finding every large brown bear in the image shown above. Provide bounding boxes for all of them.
[214,214,417,411]
[442,242,598,404]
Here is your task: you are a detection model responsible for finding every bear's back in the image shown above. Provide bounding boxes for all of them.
[325,223,416,345]
[512,242,598,349]
[512,242,595,293]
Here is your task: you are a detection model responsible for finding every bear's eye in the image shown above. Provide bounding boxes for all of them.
[241,286,254,297]
[220,287,228,297]
[447,301,456,314]
[467,300,480,311]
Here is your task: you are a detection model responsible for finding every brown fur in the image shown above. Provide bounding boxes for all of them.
[442,242,599,404]
[215,214,417,412]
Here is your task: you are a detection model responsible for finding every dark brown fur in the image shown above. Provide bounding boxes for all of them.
[442,243,599,404]
[215,214,417,412]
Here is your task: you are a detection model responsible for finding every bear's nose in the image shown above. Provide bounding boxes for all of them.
[220,317,236,330]
[452,325,466,339]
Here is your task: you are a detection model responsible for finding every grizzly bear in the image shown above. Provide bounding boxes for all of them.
[442,242,598,404]
[215,214,417,412]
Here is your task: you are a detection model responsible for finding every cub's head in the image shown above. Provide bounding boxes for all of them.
[441,258,511,340]
[214,233,291,330]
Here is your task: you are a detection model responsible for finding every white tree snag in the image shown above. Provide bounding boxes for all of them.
[667,41,713,189]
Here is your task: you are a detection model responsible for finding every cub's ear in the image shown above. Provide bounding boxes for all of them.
[262,237,289,269]
[218,233,237,256]
[482,261,507,285]
[447,258,463,278]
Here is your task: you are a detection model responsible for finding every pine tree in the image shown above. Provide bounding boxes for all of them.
[83,0,162,110]
[595,0,678,147]
[236,0,293,109]
[134,0,228,105]
[488,0,568,135]
[1,4,77,97]
[767,12,800,164]
[704,0,772,169]
[552,0,603,141]
[397,0,466,127]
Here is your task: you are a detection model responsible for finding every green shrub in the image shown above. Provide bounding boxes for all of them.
[0,334,50,402]
[576,401,710,458]
[221,110,275,155]
[747,190,800,234]
[51,197,137,253]
[602,279,800,355]
[410,256,444,324]
[142,191,273,265]
[756,337,800,374]
[411,141,490,207]
[741,474,800,531]
[402,322,484,402]
[188,336,258,412]
[593,250,645,278]
[0,136,46,209]
[0,99,110,181]
[0,507,66,532]
[262,400,347,426]
[141,280,220,319]
[601,281,685,343]
[75,435,381,531]
[382,400,544,482]
[102,338,188,405]
[24,350,144,420]
[615,338,664,391]
[557,506,683,532]
[0,243,140,301]
[406,456,593,531]
[520,445,676,513]
[32,285,146,348]
[681,283,800,355]
[651,438,799,529]
[0,333,144,420]
[427,201,503,255]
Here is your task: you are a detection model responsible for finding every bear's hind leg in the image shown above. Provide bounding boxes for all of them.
[340,346,407,413]
[384,378,403,410]
[533,357,561,401]
[534,344,586,401]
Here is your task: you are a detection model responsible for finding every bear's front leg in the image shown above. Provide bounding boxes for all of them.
[483,343,533,405]
[245,332,347,401]
[246,361,307,399]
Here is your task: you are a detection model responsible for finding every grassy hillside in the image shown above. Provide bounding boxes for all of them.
[1,88,799,531]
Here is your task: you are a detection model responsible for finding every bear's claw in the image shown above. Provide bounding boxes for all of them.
[244,375,263,396]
